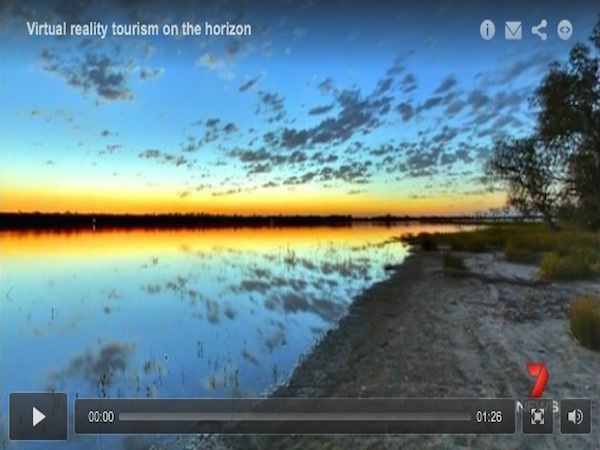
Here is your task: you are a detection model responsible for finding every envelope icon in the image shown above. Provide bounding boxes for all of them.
[505,21,522,40]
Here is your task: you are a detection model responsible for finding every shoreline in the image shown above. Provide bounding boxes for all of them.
[0,212,535,232]
[182,250,600,450]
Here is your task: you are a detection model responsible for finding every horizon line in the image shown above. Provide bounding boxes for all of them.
[0,211,526,219]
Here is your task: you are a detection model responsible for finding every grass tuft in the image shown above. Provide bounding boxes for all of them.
[403,224,599,279]
[443,251,466,271]
[504,238,540,264]
[418,233,438,251]
[569,296,600,351]
[539,252,595,280]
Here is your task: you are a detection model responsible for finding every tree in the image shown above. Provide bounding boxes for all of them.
[534,19,600,228]
[485,137,563,228]
[486,15,600,229]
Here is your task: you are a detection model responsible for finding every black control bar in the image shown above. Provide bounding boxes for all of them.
[75,398,515,434]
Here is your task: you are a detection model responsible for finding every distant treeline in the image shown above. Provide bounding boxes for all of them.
[0,212,354,231]
[0,212,538,231]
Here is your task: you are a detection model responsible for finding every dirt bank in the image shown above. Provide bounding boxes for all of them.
[183,250,600,450]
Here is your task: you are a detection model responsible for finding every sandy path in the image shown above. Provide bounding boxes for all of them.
[185,251,600,450]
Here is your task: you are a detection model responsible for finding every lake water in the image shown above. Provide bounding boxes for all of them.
[0,224,464,449]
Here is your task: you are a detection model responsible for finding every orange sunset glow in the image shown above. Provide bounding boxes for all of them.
[1,184,505,217]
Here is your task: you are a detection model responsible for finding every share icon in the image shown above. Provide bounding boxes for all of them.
[532,20,547,41]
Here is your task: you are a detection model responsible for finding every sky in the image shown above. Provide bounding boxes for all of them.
[1,0,598,216]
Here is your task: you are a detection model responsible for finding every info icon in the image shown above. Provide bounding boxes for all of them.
[480,19,495,40]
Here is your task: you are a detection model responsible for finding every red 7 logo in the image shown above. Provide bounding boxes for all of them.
[527,362,549,398]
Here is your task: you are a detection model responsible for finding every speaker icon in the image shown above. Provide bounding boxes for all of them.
[567,409,584,425]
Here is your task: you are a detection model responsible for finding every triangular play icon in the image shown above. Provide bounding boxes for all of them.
[32,407,46,427]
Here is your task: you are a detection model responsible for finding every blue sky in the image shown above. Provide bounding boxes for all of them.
[1,0,598,215]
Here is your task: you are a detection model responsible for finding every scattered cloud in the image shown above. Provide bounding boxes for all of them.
[256,90,285,122]
[401,73,418,94]
[138,148,194,168]
[139,67,164,81]
[239,73,264,92]
[317,77,334,94]
[308,104,334,115]
[433,75,457,94]
[42,49,133,101]
[396,102,414,121]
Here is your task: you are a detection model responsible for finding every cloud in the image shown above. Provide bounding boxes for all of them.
[139,149,194,168]
[99,144,122,156]
[440,153,456,166]
[261,40,274,57]
[433,75,457,94]
[476,52,551,86]
[419,96,443,111]
[139,149,162,159]
[396,102,414,121]
[256,90,285,122]
[317,77,334,94]
[81,54,132,100]
[445,99,466,117]
[42,49,133,101]
[374,77,393,96]
[308,104,334,115]
[206,118,220,127]
[401,73,417,93]
[139,67,164,80]
[163,153,191,167]
[312,152,339,165]
[492,90,524,112]
[180,136,202,152]
[238,73,264,92]
[228,147,271,163]
[431,125,458,145]
[274,88,389,150]
[386,58,405,76]
[369,144,394,157]
[455,148,474,164]
[280,128,309,149]
[196,52,224,71]
[467,89,491,111]
[404,147,443,175]
[224,122,237,133]
[212,187,243,197]
[226,38,249,57]
[196,52,233,80]
[48,342,135,390]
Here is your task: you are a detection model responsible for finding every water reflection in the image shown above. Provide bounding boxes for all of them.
[0,224,465,449]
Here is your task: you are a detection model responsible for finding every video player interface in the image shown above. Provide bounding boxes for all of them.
[1,0,599,449]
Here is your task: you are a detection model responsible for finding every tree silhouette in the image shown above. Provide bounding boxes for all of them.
[486,15,600,228]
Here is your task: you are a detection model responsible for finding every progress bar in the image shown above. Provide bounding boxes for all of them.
[75,398,515,434]
[119,411,471,422]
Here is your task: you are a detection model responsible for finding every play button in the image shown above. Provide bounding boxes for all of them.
[32,407,46,427]
[9,393,67,440]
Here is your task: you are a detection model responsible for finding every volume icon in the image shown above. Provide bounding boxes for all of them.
[567,409,584,425]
